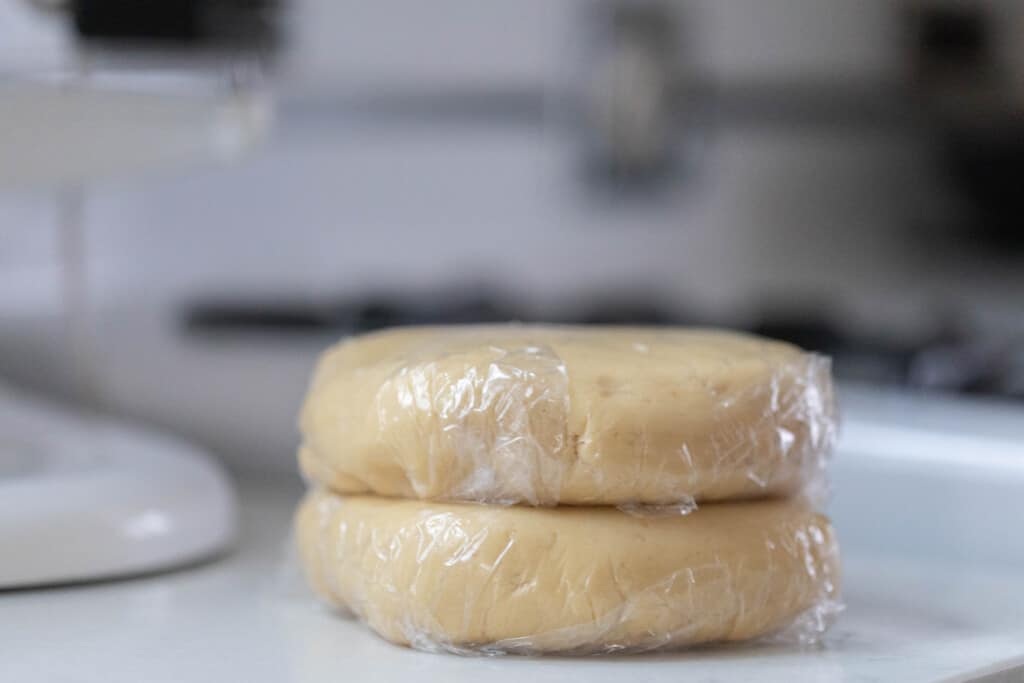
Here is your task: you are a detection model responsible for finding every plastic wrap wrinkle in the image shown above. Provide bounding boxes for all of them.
[299,326,838,507]
[617,499,698,518]
[389,342,569,505]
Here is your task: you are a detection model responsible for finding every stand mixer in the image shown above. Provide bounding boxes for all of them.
[0,0,278,587]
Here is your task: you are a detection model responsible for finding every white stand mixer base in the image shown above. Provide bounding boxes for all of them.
[0,385,237,589]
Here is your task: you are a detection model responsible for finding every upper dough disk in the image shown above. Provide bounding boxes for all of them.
[299,325,836,506]
[295,491,841,653]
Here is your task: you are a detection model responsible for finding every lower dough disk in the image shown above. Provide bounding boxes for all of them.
[296,491,841,653]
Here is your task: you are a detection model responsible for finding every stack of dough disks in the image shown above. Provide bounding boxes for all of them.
[295,325,841,654]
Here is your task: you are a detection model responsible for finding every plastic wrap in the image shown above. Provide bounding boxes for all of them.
[299,325,837,508]
[295,490,842,655]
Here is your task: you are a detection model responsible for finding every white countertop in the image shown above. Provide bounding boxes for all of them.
[4,394,1024,682]
[2,473,1023,682]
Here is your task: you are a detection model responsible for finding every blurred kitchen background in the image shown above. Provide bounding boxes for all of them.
[2,0,1023,474]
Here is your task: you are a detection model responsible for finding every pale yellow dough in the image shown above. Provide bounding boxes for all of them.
[299,325,835,505]
[296,491,841,653]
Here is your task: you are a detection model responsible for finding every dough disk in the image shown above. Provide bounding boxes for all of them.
[296,491,841,653]
[299,325,835,505]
